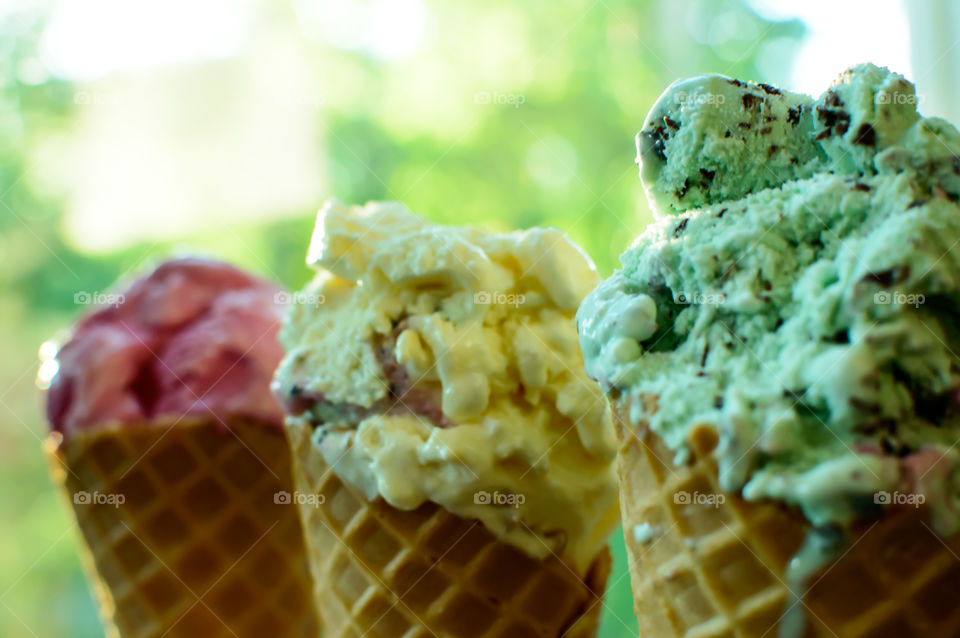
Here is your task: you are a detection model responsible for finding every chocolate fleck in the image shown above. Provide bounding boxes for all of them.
[674,218,689,237]
[699,168,716,183]
[757,82,782,96]
[641,127,668,162]
[717,208,727,218]
[852,182,870,192]
[853,123,876,146]
[741,93,761,111]
[786,106,802,126]
[663,115,679,130]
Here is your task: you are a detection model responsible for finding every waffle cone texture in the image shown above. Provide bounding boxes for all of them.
[286,420,612,638]
[613,402,960,638]
[45,418,319,638]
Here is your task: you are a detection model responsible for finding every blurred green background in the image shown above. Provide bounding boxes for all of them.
[1,0,950,635]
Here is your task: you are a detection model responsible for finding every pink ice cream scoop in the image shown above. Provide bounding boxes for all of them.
[47,258,286,437]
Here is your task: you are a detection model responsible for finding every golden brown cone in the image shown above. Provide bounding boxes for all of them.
[613,401,960,638]
[286,420,612,638]
[45,418,319,638]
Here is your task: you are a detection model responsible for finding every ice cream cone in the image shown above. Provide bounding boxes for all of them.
[46,417,319,638]
[613,401,960,638]
[286,420,611,638]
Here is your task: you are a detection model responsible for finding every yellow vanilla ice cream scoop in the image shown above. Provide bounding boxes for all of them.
[273,200,619,572]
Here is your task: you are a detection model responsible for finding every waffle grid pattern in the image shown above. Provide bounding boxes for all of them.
[46,418,318,638]
[287,421,612,638]
[614,405,960,638]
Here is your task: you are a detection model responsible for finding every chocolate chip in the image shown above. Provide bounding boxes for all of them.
[853,123,876,146]
[767,145,780,157]
[713,396,723,409]
[701,344,710,367]
[640,127,668,162]
[673,217,689,236]
[728,78,747,88]
[663,115,679,130]
[907,199,927,209]
[717,207,727,218]
[738,122,752,130]
[827,331,849,344]
[815,128,832,141]
[741,93,762,111]
[757,82,782,95]
[852,182,870,192]
[759,127,772,135]
[677,178,690,199]
[724,130,732,138]
[787,106,802,126]
[699,168,715,182]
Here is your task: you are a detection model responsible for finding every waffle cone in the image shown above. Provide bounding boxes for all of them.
[613,401,960,638]
[286,420,612,637]
[45,418,319,638]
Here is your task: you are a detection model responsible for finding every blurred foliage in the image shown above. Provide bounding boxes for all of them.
[0,1,803,636]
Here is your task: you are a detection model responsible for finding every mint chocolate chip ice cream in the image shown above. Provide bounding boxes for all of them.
[580,64,960,535]
[637,63,945,217]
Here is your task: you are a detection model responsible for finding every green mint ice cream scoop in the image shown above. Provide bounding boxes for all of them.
[581,63,960,536]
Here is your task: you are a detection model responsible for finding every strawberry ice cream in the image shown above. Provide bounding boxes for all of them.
[47,258,286,436]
